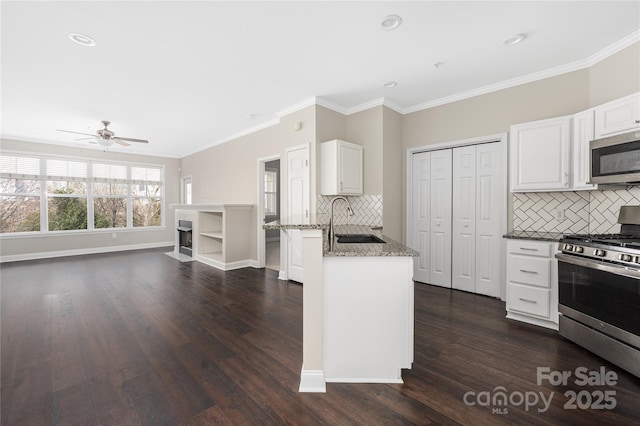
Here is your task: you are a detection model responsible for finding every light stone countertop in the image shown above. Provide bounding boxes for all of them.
[264,219,418,257]
[503,230,567,242]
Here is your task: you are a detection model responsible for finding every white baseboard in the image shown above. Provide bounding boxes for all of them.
[278,270,287,280]
[195,256,257,271]
[299,368,326,393]
[0,241,174,263]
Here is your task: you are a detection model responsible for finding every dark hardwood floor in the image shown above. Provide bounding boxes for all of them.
[1,248,639,425]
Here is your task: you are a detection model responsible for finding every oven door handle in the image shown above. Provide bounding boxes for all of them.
[556,252,640,279]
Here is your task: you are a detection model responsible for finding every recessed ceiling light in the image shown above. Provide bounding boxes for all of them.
[68,33,96,47]
[381,15,402,31]
[503,33,526,46]
[383,81,398,88]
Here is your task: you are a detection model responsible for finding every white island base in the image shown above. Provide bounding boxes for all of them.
[323,256,414,383]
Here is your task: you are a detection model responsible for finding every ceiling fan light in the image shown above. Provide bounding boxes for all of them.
[95,138,114,147]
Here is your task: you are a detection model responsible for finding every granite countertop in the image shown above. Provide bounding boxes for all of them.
[263,220,418,257]
[263,215,328,230]
[325,225,419,257]
[503,230,567,242]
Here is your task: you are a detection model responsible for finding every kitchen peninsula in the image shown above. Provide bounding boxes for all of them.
[264,217,418,392]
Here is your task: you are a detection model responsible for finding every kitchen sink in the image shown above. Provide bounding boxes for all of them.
[335,234,386,244]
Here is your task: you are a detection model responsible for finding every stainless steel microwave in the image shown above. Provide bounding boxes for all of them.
[590,129,640,184]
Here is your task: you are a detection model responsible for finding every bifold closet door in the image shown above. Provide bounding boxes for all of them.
[429,149,452,288]
[474,142,502,297]
[452,142,502,297]
[411,151,431,284]
[452,146,476,292]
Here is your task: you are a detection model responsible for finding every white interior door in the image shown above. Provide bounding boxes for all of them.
[452,146,476,292]
[474,142,502,297]
[429,149,452,288]
[411,151,430,284]
[286,145,309,283]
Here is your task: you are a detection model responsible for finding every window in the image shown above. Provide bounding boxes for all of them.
[131,167,162,227]
[0,155,41,233]
[93,163,127,229]
[264,168,278,216]
[46,159,88,231]
[181,176,192,205]
[0,153,164,234]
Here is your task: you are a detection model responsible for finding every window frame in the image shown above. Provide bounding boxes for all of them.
[0,150,165,238]
[264,168,279,217]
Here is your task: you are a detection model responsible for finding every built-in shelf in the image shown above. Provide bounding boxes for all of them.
[200,232,223,239]
[172,204,254,271]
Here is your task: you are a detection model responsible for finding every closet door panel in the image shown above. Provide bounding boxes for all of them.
[412,152,431,284]
[429,150,452,288]
[475,142,502,297]
[452,146,476,292]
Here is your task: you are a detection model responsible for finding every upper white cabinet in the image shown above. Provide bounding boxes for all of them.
[510,116,572,192]
[572,109,597,190]
[320,139,363,195]
[594,92,640,138]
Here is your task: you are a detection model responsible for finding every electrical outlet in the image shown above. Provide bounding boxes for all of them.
[555,209,565,221]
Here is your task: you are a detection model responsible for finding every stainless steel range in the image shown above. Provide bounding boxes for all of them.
[556,205,640,378]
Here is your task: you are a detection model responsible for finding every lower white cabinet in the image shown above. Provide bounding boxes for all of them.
[505,239,558,330]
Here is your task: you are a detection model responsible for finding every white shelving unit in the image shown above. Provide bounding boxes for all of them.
[172,204,254,271]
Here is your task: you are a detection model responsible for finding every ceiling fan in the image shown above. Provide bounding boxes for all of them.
[57,120,149,147]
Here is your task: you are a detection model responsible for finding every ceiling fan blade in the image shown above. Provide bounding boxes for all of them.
[57,129,97,137]
[115,137,149,144]
[75,137,96,141]
[114,139,130,147]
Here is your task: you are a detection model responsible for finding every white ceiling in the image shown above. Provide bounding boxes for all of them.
[2,1,639,158]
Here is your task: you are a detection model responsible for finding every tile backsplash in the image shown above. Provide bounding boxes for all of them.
[513,186,640,234]
[317,194,383,227]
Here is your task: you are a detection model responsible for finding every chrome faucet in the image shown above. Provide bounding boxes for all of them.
[329,196,355,251]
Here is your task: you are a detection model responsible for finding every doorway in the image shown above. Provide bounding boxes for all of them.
[264,159,280,271]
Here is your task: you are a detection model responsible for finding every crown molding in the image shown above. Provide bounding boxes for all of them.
[181,117,280,157]
[586,29,639,66]
[314,97,350,115]
[404,31,640,114]
[275,97,319,118]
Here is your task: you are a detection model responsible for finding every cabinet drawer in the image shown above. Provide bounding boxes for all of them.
[507,255,551,288]
[507,240,552,257]
[507,283,550,318]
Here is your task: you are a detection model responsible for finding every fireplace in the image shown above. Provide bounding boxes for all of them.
[177,220,193,257]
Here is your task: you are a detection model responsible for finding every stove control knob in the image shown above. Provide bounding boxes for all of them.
[594,249,606,257]
[634,256,640,264]
[573,246,584,253]
[619,254,632,262]
[563,244,574,251]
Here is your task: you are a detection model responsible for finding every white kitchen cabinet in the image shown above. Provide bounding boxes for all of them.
[505,239,558,330]
[320,139,363,195]
[594,92,640,138]
[572,109,597,190]
[510,116,572,192]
